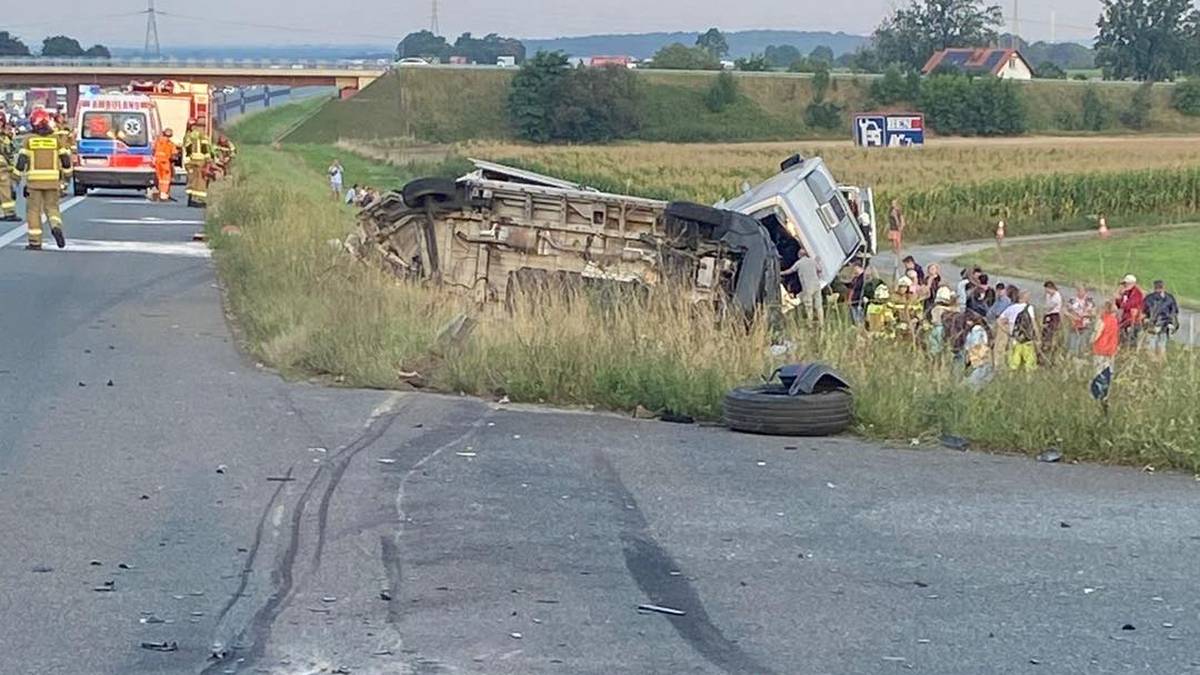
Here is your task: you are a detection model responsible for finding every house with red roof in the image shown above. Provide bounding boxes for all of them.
[921,48,1034,80]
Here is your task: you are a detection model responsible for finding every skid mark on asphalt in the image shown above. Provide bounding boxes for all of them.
[203,400,410,674]
[593,449,775,675]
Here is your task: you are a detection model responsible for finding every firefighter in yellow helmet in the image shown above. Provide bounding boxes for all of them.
[183,118,212,207]
[16,108,72,249]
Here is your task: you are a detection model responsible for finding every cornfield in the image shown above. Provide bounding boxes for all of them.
[430,137,1200,243]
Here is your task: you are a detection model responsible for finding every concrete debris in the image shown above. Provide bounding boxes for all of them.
[637,604,686,616]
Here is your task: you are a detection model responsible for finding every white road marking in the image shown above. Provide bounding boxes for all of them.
[91,218,205,225]
[26,239,211,258]
[0,195,87,249]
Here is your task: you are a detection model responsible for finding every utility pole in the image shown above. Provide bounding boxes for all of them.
[430,0,439,34]
[1050,10,1057,43]
[144,0,161,58]
[1011,0,1019,50]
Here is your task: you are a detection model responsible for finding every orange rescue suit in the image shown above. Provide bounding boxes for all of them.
[153,136,175,199]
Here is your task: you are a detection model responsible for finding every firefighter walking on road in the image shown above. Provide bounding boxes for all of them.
[54,112,74,195]
[152,128,176,201]
[16,108,72,250]
[183,119,212,207]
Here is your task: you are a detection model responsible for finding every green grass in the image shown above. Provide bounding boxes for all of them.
[225,96,329,145]
[959,226,1200,307]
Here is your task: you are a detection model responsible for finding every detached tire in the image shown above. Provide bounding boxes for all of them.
[402,177,461,210]
[723,385,853,436]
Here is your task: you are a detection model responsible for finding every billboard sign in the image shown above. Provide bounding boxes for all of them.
[854,112,925,147]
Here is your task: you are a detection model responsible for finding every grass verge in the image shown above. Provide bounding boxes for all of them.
[209,135,1200,474]
[958,227,1200,308]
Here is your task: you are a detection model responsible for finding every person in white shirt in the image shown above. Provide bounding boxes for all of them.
[782,249,824,324]
[328,159,344,201]
[1042,281,1064,359]
[345,184,359,205]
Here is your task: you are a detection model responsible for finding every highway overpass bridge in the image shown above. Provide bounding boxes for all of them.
[0,58,386,115]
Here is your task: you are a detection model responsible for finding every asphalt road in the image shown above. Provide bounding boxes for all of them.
[1,191,1199,675]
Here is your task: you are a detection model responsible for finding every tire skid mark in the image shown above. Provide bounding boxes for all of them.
[213,465,293,627]
[202,398,406,674]
[593,449,776,675]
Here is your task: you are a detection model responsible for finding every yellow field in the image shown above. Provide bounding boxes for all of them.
[460,136,1200,204]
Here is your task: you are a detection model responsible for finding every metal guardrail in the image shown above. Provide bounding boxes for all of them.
[0,57,389,71]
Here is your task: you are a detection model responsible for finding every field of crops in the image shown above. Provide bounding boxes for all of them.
[445,136,1200,242]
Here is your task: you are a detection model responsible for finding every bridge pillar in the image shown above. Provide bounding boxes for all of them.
[264,87,271,108]
[66,86,80,119]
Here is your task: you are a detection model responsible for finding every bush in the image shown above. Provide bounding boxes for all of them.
[804,101,843,130]
[1120,82,1154,130]
[1171,79,1200,116]
[650,43,719,70]
[919,74,1027,136]
[735,54,770,72]
[704,71,739,112]
[509,53,644,143]
[1036,61,1067,79]
[1080,87,1109,131]
[870,64,920,105]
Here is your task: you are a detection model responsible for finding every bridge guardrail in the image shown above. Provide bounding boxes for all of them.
[0,57,389,71]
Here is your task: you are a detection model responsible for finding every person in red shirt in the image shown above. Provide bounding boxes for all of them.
[1093,299,1120,372]
[1115,274,1144,347]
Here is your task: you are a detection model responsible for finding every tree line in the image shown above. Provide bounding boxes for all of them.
[0,31,110,58]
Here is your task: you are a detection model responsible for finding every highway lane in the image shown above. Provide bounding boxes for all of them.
[1,189,1198,674]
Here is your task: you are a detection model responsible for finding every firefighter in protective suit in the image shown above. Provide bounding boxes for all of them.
[54,112,74,194]
[183,119,212,207]
[0,121,17,221]
[16,108,72,249]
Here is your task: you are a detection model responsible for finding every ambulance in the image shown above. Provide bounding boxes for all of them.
[72,93,162,196]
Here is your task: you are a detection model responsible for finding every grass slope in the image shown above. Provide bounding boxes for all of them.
[285,68,1200,145]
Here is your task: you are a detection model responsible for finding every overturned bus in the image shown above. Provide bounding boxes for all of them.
[351,155,876,313]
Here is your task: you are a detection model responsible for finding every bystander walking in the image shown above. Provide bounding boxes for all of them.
[1116,274,1144,347]
[1142,280,1179,362]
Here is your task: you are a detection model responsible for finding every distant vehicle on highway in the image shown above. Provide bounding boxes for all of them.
[395,57,430,66]
[496,56,517,68]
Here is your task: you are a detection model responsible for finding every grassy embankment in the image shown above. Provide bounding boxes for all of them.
[211,101,1200,472]
[286,68,1200,145]
[959,226,1200,308]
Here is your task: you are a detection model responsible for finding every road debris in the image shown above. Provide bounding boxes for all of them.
[139,615,167,624]
[90,560,102,566]
[637,604,686,616]
[940,435,969,451]
[456,452,477,458]
[106,379,114,387]
[31,565,53,573]
[118,563,133,570]
[1121,623,1136,631]
[308,447,327,453]
[379,590,392,601]
[376,458,397,464]
[509,632,523,640]
[265,476,296,482]
[215,464,227,474]
[321,596,337,603]
[140,641,178,652]
[1037,448,1063,463]
[1059,522,1071,528]
[93,581,115,592]
[660,410,695,424]
[498,395,511,405]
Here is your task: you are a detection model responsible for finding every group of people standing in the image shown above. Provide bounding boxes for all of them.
[836,255,1182,385]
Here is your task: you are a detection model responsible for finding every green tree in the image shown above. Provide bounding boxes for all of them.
[451,32,526,64]
[397,30,449,60]
[919,73,1026,135]
[551,66,642,142]
[809,45,835,64]
[650,43,719,70]
[1171,78,1200,114]
[1036,61,1067,78]
[870,64,921,104]
[804,65,843,130]
[764,44,802,68]
[41,35,85,57]
[735,54,770,71]
[0,31,31,56]
[508,51,571,142]
[1081,87,1110,130]
[873,0,1003,71]
[1095,0,1192,81]
[705,71,739,112]
[84,44,111,58]
[695,28,729,59]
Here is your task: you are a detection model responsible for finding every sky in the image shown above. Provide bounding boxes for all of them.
[0,0,1102,48]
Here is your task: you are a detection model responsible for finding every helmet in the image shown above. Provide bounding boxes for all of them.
[897,276,913,289]
[874,285,891,301]
[163,128,174,137]
[936,286,954,304]
[29,108,51,131]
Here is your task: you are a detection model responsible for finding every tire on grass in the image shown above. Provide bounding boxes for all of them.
[723,385,853,436]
